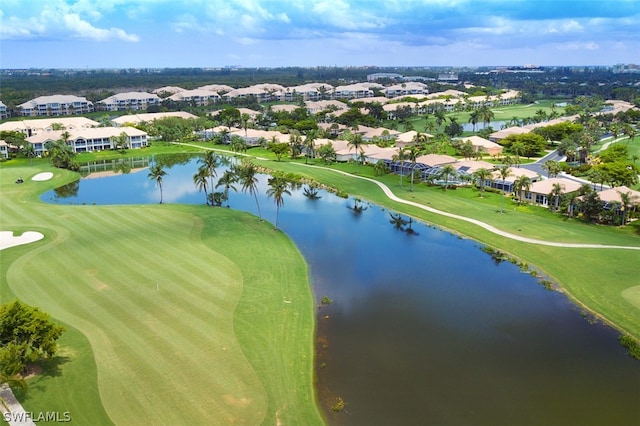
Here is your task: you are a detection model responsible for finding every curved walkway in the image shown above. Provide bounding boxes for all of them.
[175,143,640,251]
[298,163,640,251]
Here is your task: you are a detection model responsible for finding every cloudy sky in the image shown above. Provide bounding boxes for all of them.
[1,0,638,69]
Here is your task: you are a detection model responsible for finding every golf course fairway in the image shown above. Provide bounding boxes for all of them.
[0,164,323,425]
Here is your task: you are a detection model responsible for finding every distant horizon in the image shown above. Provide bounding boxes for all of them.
[1,63,636,71]
[1,1,638,69]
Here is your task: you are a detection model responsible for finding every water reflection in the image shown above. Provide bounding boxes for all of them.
[41,155,640,425]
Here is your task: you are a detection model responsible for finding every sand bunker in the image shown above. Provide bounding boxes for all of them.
[0,231,44,251]
[32,172,54,181]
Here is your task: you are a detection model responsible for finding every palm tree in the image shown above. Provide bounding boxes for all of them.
[348,134,365,172]
[542,160,562,178]
[618,191,634,225]
[392,148,407,188]
[20,143,36,165]
[497,165,512,213]
[216,170,238,207]
[434,107,446,130]
[468,110,480,132]
[199,151,219,193]
[549,182,564,212]
[236,160,263,220]
[193,166,209,205]
[479,106,495,129]
[266,176,291,230]
[148,164,167,204]
[404,145,422,192]
[303,131,317,164]
[513,175,532,204]
[472,167,493,197]
[373,161,389,176]
[240,113,251,137]
[437,164,457,191]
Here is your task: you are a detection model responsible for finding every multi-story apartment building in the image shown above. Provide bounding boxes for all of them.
[17,95,94,117]
[26,127,148,156]
[98,92,162,111]
[0,101,9,119]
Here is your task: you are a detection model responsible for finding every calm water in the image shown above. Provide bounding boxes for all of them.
[43,155,640,426]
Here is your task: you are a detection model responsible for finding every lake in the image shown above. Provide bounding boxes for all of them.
[42,155,640,425]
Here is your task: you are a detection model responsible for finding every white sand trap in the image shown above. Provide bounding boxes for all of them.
[0,231,44,251]
[32,172,53,181]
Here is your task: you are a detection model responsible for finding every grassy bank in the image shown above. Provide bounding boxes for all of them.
[0,163,323,424]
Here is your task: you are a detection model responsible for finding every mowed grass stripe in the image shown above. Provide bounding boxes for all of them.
[3,192,271,424]
[9,220,267,425]
[199,209,322,424]
[10,211,264,424]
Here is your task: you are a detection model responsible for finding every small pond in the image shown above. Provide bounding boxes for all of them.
[42,155,640,425]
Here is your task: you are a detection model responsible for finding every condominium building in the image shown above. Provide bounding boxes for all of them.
[0,101,9,119]
[26,127,148,155]
[17,95,94,117]
[167,89,221,106]
[98,92,162,111]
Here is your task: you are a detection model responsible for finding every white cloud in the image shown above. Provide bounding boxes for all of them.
[556,41,599,51]
[0,0,139,42]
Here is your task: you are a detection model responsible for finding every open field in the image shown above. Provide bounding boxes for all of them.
[0,164,323,424]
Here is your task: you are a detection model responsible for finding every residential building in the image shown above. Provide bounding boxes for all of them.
[491,167,540,193]
[274,83,334,102]
[0,140,8,159]
[111,111,197,127]
[367,73,403,81]
[383,82,429,98]
[167,89,220,106]
[459,136,503,157]
[223,84,285,103]
[0,117,100,137]
[98,92,161,111]
[26,127,148,156]
[0,101,9,119]
[152,86,186,95]
[522,177,581,207]
[333,83,381,100]
[17,95,94,117]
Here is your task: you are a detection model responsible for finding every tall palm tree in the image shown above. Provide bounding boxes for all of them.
[437,164,457,191]
[267,176,291,230]
[148,164,167,204]
[468,110,480,132]
[479,106,495,129]
[303,131,317,164]
[473,167,493,197]
[549,182,564,212]
[513,175,532,204]
[236,160,263,220]
[199,151,219,193]
[617,191,633,225]
[216,170,238,207]
[392,148,407,188]
[348,134,365,172]
[404,145,421,192]
[497,165,512,213]
[434,107,446,130]
[193,166,209,205]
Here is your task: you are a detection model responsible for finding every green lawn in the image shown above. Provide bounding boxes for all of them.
[0,164,323,425]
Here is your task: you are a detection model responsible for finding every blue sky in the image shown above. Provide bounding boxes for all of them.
[1,0,639,69]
